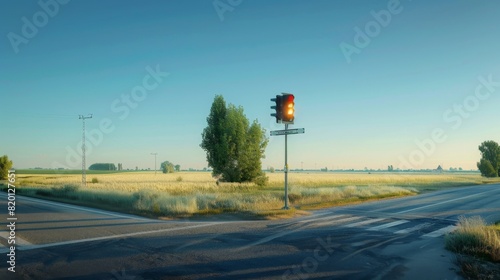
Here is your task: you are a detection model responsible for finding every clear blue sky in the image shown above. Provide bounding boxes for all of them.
[1,0,499,171]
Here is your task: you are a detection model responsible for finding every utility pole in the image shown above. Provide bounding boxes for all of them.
[79,114,92,187]
[284,123,289,209]
[151,153,158,175]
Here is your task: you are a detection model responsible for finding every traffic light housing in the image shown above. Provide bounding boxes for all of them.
[281,94,294,123]
[271,95,283,123]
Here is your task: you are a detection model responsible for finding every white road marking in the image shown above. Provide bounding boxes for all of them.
[423,225,457,238]
[342,235,404,261]
[396,188,500,214]
[344,218,386,228]
[237,230,299,251]
[298,214,348,224]
[238,215,355,251]
[0,231,33,254]
[174,232,223,251]
[0,223,222,253]
[311,216,363,227]
[367,220,409,231]
[394,222,432,234]
[0,193,154,221]
[0,231,32,246]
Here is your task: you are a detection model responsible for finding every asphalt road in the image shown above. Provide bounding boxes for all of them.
[1,184,500,279]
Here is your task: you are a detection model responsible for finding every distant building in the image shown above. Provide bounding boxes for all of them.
[435,165,443,173]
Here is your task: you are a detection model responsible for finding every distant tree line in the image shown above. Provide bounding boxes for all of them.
[89,163,117,171]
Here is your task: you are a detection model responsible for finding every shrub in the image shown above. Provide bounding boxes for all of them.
[287,193,302,203]
[35,189,51,196]
[133,190,159,210]
[61,184,80,193]
[253,174,269,186]
[446,216,500,262]
[91,178,99,183]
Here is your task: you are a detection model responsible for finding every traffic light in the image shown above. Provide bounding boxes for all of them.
[271,95,283,123]
[281,93,294,123]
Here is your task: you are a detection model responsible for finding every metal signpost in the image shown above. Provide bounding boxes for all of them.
[270,93,304,209]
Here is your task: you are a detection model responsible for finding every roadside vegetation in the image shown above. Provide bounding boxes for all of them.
[2,171,499,219]
[446,216,500,279]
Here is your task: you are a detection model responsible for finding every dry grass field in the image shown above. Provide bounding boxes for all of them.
[7,171,499,219]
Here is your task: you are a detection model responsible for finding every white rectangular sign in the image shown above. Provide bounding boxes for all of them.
[270,128,305,136]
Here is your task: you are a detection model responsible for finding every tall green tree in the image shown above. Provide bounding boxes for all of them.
[223,104,248,182]
[201,95,229,177]
[240,120,268,182]
[201,95,268,184]
[0,155,13,180]
[477,140,500,177]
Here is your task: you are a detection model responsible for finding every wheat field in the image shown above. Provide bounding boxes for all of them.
[16,171,488,191]
[11,171,496,218]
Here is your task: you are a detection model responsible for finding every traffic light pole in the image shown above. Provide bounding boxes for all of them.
[284,123,289,209]
[270,93,300,210]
